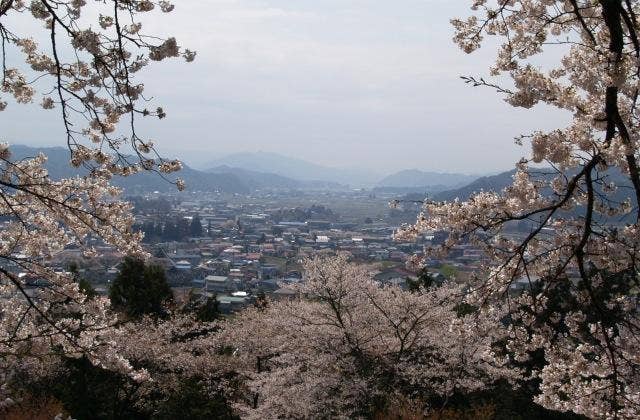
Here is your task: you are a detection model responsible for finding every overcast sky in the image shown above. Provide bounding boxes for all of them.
[6,0,569,174]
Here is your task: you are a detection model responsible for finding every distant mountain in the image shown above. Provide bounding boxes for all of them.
[9,145,346,194]
[207,165,346,190]
[373,186,457,196]
[204,151,381,186]
[432,170,517,201]
[208,165,301,188]
[377,169,477,189]
[10,145,249,194]
[11,145,83,179]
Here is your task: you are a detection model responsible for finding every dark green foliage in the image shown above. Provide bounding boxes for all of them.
[182,291,221,322]
[180,289,222,322]
[16,357,238,420]
[153,247,167,258]
[442,381,587,420]
[176,217,190,239]
[454,302,478,317]
[68,262,97,298]
[134,220,166,243]
[78,278,97,299]
[196,296,221,322]
[109,257,173,318]
[162,219,177,240]
[153,216,193,242]
[406,267,436,292]
[180,290,221,324]
[254,290,268,311]
[154,377,239,420]
[190,214,203,237]
[17,357,144,420]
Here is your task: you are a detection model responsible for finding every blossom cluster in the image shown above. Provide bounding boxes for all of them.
[1,0,193,190]
[223,255,517,419]
[399,1,640,418]
[0,143,153,403]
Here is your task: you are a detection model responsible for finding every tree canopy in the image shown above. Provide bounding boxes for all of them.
[399,1,640,417]
[109,257,173,318]
[0,0,191,399]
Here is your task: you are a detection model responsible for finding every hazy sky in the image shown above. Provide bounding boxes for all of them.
[6,0,569,174]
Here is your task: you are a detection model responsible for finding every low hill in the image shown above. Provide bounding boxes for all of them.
[432,170,516,201]
[377,169,477,189]
[207,165,346,190]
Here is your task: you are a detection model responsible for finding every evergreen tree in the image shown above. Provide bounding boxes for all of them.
[406,267,436,292]
[190,214,203,237]
[154,222,164,238]
[176,217,190,240]
[196,296,221,322]
[162,220,177,241]
[69,262,96,299]
[109,257,173,318]
[140,221,157,243]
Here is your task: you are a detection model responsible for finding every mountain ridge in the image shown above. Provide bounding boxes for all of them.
[206,165,347,190]
[203,151,382,186]
[432,170,517,201]
[377,169,477,189]
[9,145,246,194]
[8,145,348,193]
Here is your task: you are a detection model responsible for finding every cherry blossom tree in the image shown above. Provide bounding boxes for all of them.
[224,255,516,419]
[398,1,640,418]
[1,0,192,180]
[0,0,192,407]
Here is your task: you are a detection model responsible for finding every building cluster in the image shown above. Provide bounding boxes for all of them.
[3,190,501,313]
